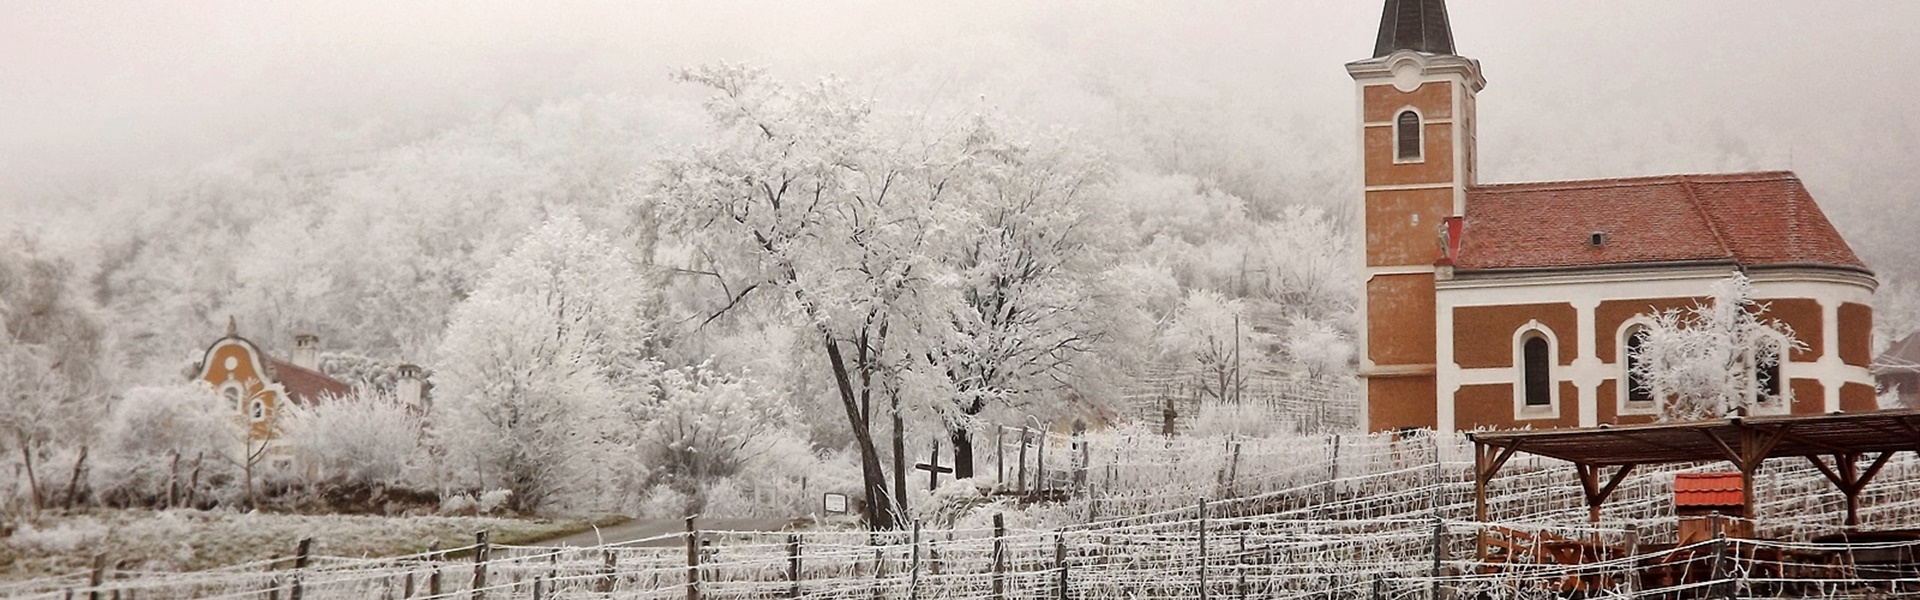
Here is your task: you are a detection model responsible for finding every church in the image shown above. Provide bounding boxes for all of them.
[1351,0,1878,433]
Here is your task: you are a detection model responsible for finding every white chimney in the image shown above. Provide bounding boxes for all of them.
[292,333,321,370]
[397,363,428,413]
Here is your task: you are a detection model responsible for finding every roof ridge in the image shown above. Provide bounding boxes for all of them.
[1677,177,1736,260]
[1473,170,1797,192]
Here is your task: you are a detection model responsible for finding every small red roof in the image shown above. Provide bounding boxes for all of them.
[1456,172,1867,274]
[269,358,353,406]
[1674,472,1744,508]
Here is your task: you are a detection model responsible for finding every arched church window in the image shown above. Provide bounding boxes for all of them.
[1625,326,1653,404]
[1523,335,1551,406]
[250,399,267,422]
[223,386,243,414]
[1396,110,1422,161]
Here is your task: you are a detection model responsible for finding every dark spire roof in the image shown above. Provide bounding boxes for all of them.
[1372,0,1456,57]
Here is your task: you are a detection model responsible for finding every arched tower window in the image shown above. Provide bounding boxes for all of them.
[1755,339,1782,403]
[1624,326,1653,404]
[1396,110,1423,161]
[1523,335,1552,406]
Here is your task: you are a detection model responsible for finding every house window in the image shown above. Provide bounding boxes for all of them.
[1755,341,1782,403]
[1523,335,1552,406]
[250,399,267,422]
[1396,110,1422,161]
[1625,326,1653,404]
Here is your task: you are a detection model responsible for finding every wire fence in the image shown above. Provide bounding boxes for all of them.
[16,432,1920,599]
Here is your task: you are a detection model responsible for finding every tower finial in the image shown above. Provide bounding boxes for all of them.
[1373,0,1456,57]
[225,316,237,338]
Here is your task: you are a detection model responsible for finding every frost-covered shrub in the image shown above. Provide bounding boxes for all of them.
[477,489,513,515]
[640,365,795,499]
[438,493,477,516]
[637,484,693,519]
[280,391,422,489]
[92,384,238,507]
[1188,402,1287,438]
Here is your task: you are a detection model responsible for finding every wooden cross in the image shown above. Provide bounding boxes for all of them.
[914,442,954,491]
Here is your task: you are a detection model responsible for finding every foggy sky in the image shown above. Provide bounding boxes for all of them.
[6,1,1919,228]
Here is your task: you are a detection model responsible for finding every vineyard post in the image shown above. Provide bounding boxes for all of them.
[428,541,443,597]
[404,572,415,598]
[1226,441,1241,498]
[472,530,490,600]
[600,549,617,594]
[1371,573,1383,600]
[870,546,884,600]
[991,514,1006,600]
[1054,529,1068,600]
[88,553,104,600]
[684,516,700,600]
[1198,497,1209,600]
[1428,518,1444,600]
[1236,533,1246,600]
[290,537,312,600]
[1624,528,1640,596]
[787,533,801,599]
[909,521,922,600]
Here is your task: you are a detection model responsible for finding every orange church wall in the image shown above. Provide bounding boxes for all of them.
[1454,382,1580,431]
[1368,273,1436,365]
[1369,376,1436,432]
[1765,299,1822,362]
[1364,188,1453,266]
[1840,302,1873,368]
[1451,303,1577,369]
[1364,126,1455,187]
[1790,378,1823,415]
[198,342,282,440]
[1594,297,1701,363]
[1362,81,1453,123]
[1841,382,1877,412]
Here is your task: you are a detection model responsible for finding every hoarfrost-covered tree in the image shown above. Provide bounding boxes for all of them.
[939,124,1109,479]
[1630,274,1807,420]
[0,236,111,511]
[435,214,654,513]
[1160,290,1265,402]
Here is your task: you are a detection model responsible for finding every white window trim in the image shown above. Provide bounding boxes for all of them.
[1617,318,1660,417]
[1512,321,1561,420]
[1393,107,1425,164]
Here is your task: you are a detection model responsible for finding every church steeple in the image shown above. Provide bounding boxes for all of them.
[1373,0,1456,57]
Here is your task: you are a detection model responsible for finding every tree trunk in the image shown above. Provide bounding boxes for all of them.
[17,434,42,510]
[63,445,88,508]
[891,389,908,517]
[825,335,896,530]
[951,428,976,480]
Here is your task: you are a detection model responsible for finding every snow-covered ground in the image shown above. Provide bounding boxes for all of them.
[0,509,605,582]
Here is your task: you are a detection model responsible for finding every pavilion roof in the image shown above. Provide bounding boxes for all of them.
[1465,410,1920,467]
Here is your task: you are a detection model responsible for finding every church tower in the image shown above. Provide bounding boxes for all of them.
[1347,0,1485,432]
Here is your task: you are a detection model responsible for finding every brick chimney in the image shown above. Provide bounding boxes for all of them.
[292,333,321,371]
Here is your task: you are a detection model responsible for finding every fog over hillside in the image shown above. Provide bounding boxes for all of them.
[1,2,1915,345]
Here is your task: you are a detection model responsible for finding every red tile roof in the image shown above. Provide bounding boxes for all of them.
[1455,172,1867,273]
[1673,472,1745,508]
[268,358,353,406]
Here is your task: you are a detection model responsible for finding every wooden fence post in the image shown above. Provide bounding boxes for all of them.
[290,537,312,600]
[787,534,802,599]
[991,514,1006,600]
[1226,442,1241,498]
[1198,498,1209,600]
[1017,429,1030,494]
[428,541,443,598]
[471,530,490,600]
[1428,518,1444,600]
[88,553,105,600]
[684,516,700,600]
[1036,428,1048,493]
[996,426,1006,487]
